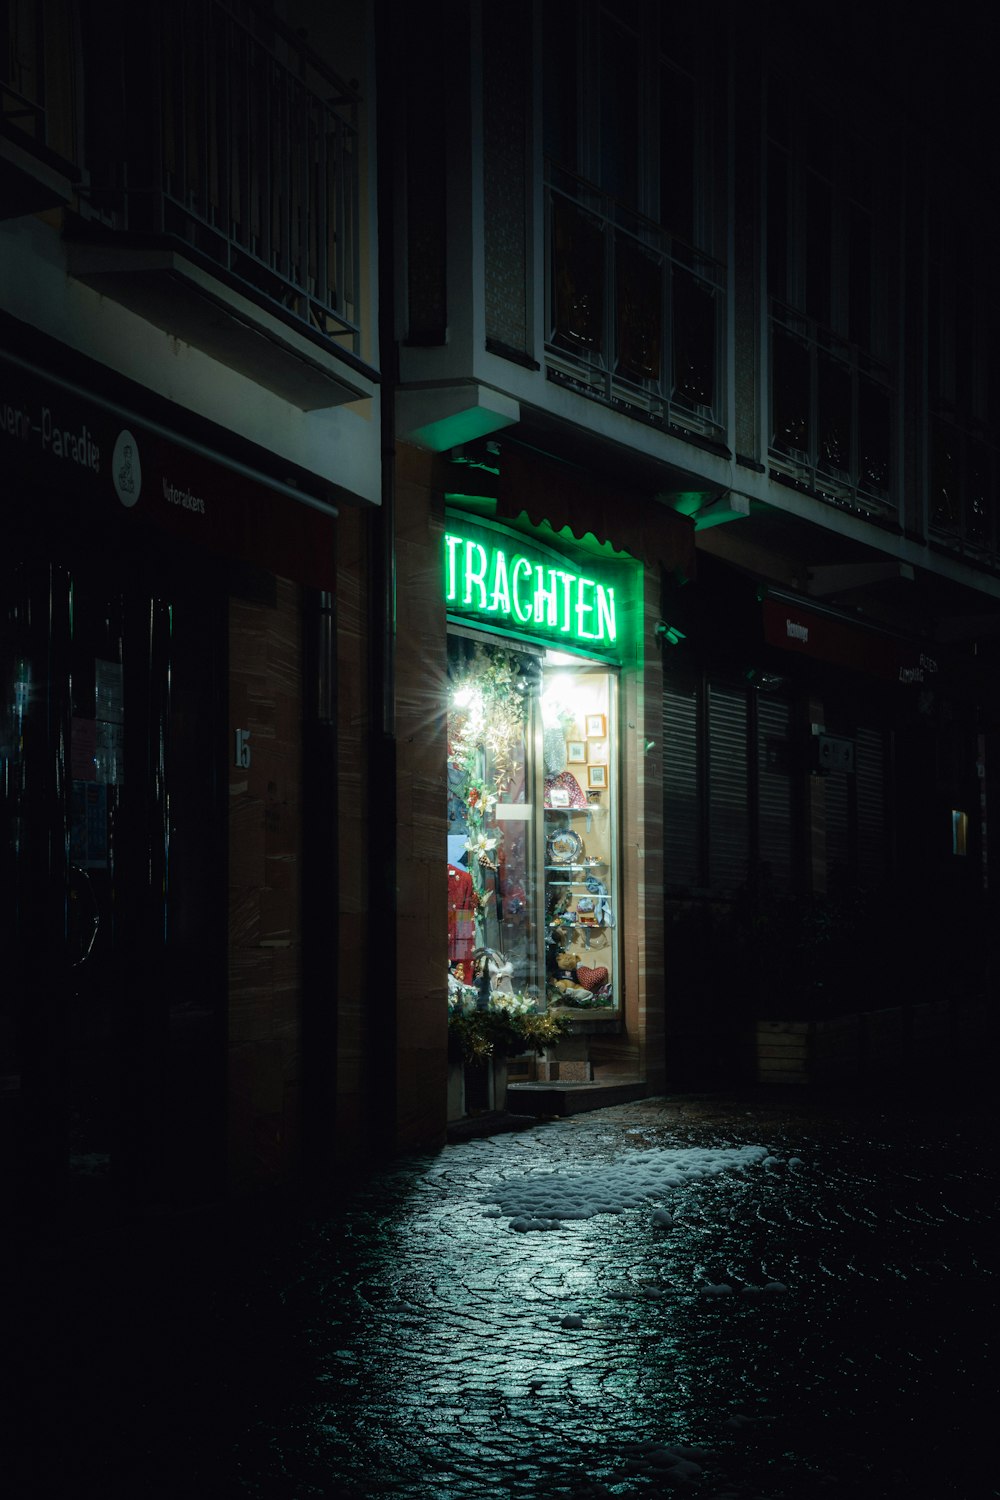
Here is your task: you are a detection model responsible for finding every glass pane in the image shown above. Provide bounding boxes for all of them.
[543,0,578,171]
[771,329,810,456]
[446,637,620,1021]
[966,441,993,548]
[767,142,788,299]
[930,418,959,533]
[858,377,891,497]
[848,202,872,350]
[551,196,605,353]
[600,13,639,207]
[542,661,618,1012]
[659,61,695,243]
[672,266,715,409]
[615,236,662,382]
[806,174,832,327]
[448,638,541,1007]
[818,354,852,477]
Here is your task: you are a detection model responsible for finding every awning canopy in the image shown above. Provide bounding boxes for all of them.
[496,446,696,581]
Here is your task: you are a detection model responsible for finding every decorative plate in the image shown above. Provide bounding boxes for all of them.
[547,829,583,865]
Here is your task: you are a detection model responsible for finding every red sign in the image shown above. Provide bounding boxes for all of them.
[1,356,337,590]
[762,598,934,684]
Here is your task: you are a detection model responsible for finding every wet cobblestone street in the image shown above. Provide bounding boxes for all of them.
[23,1090,1000,1498]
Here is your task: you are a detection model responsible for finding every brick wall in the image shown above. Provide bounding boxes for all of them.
[227,578,304,1191]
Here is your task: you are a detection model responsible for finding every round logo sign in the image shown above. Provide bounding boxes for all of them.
[112,429,142,508]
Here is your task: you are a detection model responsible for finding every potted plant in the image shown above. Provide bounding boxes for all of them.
[447,985,569,1118]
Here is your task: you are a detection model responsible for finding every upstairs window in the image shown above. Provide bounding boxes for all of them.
[542,0,723,436]
[543,0,715,254]
[766,79,886,358]
[766,77,893,516]
[927,208,998,558]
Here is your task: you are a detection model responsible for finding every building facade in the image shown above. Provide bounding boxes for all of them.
[1,0,384,1226]
[5,1,999,1228]
[384,0,1000,1115]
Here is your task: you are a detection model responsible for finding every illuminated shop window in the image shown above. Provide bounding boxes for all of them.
[447,634,620,1026]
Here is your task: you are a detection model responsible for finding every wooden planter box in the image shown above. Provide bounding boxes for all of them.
[756,1002,958,1084]
[755,1014,863,1084]
[447,1055,508,1121]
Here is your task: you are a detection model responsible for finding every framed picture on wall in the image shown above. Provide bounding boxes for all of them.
[566,740,587,764]
[588,739,608,765]
[587,764,607,790]
[585,713,606,738]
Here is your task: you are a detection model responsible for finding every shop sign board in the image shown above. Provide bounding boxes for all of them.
[444,518,621,655]
[763,598,936,685]
[0,351,336,590]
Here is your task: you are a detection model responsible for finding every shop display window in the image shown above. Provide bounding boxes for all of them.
[447,632,619,1018]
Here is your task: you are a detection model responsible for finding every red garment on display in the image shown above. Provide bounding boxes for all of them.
[448,863,476,982]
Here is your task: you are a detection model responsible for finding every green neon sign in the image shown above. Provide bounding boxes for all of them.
[444,528,617,647]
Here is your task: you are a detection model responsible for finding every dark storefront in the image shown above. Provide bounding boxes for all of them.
[1,322,339,1227]
[660,554,993,1085]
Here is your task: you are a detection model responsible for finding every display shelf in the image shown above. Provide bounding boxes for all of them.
[545,863,607,875]
[544,804,607,815]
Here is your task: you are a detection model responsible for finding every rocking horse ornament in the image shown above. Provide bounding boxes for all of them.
[472,946,515,1009]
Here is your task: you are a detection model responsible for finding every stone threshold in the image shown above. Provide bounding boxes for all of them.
[506,1078,648,1116]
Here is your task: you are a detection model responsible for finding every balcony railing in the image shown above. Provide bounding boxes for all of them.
[545,163,726,443]
[104,0,362,356]
[768,303,895,523]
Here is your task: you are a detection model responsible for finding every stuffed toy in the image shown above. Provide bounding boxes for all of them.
[550,977,596,1004]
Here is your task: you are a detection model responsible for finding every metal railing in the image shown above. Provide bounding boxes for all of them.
[133,0,361,353]
[544,163,726,441]
[768,302,895,523]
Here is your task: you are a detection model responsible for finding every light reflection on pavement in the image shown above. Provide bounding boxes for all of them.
[216,1095,997,1500]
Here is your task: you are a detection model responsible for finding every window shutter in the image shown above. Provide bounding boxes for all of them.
[663,680,700,888]
[825,769,850,890]
[855,726,886,890]
[707,684,748,891]
[757,696,793,888]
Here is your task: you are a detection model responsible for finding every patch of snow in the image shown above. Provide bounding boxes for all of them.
[484,1145,769,1230]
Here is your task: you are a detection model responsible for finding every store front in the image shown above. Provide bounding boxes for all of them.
[428,455,698,1109]
[1,327,340,1224]
[387,439,696,1140]
[445,518,631,1031]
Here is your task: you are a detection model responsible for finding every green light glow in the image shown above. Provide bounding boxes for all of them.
[444,530,617,647]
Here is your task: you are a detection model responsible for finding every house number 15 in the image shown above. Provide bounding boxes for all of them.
[234,728,251,768]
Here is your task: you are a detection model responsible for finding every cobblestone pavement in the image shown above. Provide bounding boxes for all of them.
[23,1090,1000,1498]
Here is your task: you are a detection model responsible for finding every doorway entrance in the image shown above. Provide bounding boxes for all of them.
[1,538,226,1228]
